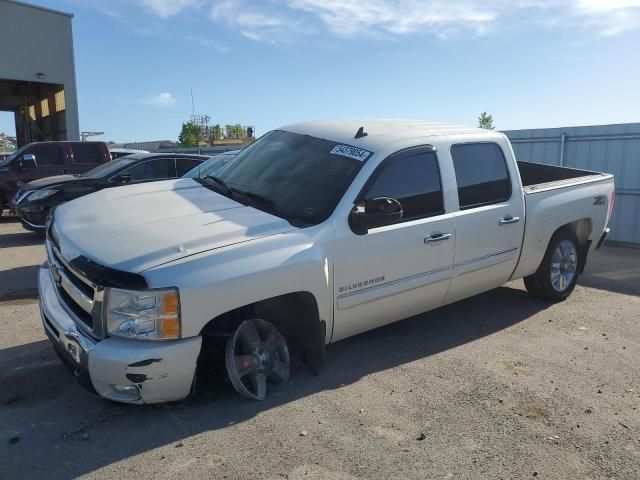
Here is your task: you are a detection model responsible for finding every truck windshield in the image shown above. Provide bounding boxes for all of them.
[208,130,366,226]
[184,152,237,179]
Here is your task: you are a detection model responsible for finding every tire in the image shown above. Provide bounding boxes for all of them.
[524,229,580,302]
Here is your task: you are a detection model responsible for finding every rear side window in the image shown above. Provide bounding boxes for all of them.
[123,158,176,181]
[28,144,63,166]
[71,143,102,164]
[451,143,511,210]
[175,158,202,176]
[362,148,444,222]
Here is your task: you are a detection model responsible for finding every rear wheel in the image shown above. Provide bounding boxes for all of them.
[524,229,580,302]
[225,319,291,401]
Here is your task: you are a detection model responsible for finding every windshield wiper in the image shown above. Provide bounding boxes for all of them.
[199,175,233,197]
[231,188,279,213]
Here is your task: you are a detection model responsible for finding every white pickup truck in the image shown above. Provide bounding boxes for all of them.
[39,120,615,404]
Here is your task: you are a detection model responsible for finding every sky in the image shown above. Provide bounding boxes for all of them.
[2,0,640,142]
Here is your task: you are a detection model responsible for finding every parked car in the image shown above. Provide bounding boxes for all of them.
[39,120,614,404]
[0,152,13,161]
[12,153,208,231]
[108,148,149,160]
[182,150,240,178]
[0,141,110,217]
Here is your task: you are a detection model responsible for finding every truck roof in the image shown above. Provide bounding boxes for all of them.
[280,119,492,151]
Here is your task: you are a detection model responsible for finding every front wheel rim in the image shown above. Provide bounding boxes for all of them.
[550,240,577,292]
[225,319,290,401]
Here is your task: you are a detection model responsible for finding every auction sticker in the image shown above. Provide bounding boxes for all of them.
[330,145,372,162]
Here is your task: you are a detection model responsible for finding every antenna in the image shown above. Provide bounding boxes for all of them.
[191,89,195,117]
[354,126,368,139]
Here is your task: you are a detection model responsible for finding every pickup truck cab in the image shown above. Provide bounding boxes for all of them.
[0,141,110,216]
[39,120,614,404]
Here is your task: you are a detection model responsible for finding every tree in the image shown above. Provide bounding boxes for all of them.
[212,124,223,141]
[478,112,495,130]
[178,121,201,147]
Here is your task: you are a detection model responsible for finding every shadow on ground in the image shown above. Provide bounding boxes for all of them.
[0,285,551,479]
[0,265,40,302]
[580,245,640,296]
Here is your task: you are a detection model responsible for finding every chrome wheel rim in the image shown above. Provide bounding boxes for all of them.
[550,240,577,292]
[225,319,290,401]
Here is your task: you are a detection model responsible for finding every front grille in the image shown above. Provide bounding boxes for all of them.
[46,240,104,338]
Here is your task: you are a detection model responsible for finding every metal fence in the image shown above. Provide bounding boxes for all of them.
[504,123,640,246]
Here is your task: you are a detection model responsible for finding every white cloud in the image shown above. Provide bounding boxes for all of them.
[144,92,176,107]
[116,1,640,40]
[137,0,203,18]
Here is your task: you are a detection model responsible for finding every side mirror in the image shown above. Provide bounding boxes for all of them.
[19,154,38,170]
[349,196,403,235]
[115,173,132,183]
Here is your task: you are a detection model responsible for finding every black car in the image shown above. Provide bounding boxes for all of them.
[12,153,208,232]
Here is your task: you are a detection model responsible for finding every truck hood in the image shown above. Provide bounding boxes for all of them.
[52,179,296,273]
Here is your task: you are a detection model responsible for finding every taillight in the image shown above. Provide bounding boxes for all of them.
[608,191,615,223]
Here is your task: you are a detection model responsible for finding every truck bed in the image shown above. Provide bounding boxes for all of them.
[517,161,610,194]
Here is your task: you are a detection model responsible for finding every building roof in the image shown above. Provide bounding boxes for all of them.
[280,119,489,151]
[3,0,74,18]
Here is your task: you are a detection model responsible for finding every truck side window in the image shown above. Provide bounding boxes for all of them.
[28,144,63,166]
[362,149,444,222]
[71,143,101,164]
[451,143,511,210]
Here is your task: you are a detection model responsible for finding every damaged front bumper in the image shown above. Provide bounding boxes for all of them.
[39,265,202,404]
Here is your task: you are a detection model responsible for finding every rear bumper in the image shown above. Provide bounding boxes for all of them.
[596,227,610,249]
[39,264,202,404]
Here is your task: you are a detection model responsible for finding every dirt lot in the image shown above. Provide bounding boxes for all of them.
[1,215,639,480]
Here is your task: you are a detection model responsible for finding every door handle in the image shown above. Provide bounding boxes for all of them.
[499,216,520,225]
[425,233,452,243]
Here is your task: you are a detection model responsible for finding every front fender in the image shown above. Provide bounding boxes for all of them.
[144,226,334,342]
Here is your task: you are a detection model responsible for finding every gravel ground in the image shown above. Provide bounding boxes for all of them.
[0,215,639,480]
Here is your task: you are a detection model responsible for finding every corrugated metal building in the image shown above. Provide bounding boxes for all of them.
[0,0,79,145]
[504,123,640,246]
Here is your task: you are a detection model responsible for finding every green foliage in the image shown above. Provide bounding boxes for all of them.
[225,124,247,139]
[212,124,223,141]
[178,121,201,147]
[478,112,495,130]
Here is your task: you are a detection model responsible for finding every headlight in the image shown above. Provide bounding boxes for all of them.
[27,189,58,202]
[105,288,181,340]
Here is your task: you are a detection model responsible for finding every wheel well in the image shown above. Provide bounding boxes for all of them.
[558,218,592,248]
[554,218,592,273]
[199,292,326,371]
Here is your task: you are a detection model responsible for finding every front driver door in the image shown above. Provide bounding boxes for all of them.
[332,146,456,342]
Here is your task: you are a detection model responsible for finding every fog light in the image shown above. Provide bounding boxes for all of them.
[110,384,141,402]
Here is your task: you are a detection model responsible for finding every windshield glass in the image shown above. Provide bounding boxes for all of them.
[0,144,29,167]
[183,153,236,178]
[80,157,135,178]
[210,130,366,226]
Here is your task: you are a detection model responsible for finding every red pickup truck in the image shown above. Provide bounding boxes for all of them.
[0,141,111,216]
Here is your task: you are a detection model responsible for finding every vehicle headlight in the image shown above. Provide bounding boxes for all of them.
[27,189,58,202]
[105,288,181,340]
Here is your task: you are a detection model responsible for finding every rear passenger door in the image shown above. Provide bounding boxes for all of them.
[332,146,456,341]
[444,140,525,304]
